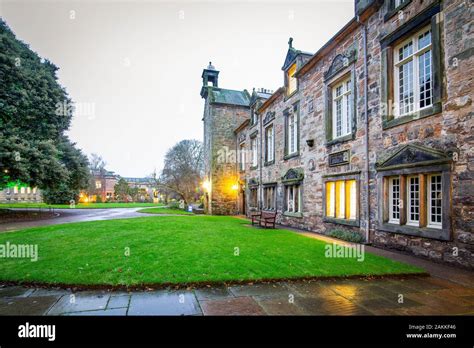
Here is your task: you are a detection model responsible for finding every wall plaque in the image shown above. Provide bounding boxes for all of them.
[329,150,350,167]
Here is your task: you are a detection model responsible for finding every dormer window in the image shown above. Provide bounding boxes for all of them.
[287,63,297,95]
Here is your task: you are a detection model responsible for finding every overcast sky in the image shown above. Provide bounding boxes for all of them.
[0,0,354,177]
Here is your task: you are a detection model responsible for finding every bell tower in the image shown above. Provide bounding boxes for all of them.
[200,62,219,98]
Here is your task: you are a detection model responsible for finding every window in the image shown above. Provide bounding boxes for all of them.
[386,173,442,229]
[249,187,258,208]
[27,187,31,194]
[251,110,257,126]
[32,187,37,194]
[286,109,298,156]
[407,175,420,226]
[263,186,276,210]
[394,26,432,117]
[332,77,352,139]
[389,177,401,224]
[239,143,246,171]
[13,186,18,194]
[287,63,297,95]
[250,136,258,168]
[325,179,357,221]
[285,184,301,213]
[428,174,442,228]
[265,125,274,163]
[95,180,102,189]
[20,187,25,194]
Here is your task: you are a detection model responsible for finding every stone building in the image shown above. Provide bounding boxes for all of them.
[0,185,41,203]
[200,0,473,269]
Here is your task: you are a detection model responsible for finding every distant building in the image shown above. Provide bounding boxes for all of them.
[0,185,42,203]
[122,177,157,202]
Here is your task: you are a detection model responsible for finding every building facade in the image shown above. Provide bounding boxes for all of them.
[201,0,473,269]
[0,185,42,203]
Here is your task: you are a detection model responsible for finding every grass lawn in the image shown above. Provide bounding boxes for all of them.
[138,207,194,215]
[0,216,423,287]
[0,202,164,209]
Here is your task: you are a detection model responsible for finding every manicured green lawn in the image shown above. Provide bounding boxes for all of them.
[0,202,164,209]
[0,216,423,286]
[138,207,194,215]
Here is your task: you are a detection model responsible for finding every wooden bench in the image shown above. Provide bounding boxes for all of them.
[250,211,277,229]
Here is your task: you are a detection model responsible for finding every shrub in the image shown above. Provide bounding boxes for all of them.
[41,184,78,205]
[168,201,180,209]
[327,229,364,243]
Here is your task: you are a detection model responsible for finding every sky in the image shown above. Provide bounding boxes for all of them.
[0,0,354,177]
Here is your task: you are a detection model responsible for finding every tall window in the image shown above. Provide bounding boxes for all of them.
[325,180,357,221]
[394,26,432,117]
[287,63,297,95]
[287,112,298,155]
[265,125,274,163]
[428,174,442,228]
[263,186,276,210]
[239,143,246,171]
[285,184,301,213]
[250,136,258,167]
[332,77,352,139]
[249,187,258,208]
[389,177,401,224]
[251,110,257,126]
[95,180,102,189]
[407,176,420,226]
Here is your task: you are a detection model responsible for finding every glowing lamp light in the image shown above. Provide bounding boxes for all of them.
[231,183,239,191]
[202,180,211,192]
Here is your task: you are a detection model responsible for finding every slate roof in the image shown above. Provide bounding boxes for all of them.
[208,88,251,106]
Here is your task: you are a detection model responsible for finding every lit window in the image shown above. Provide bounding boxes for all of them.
[394,26,433,117]
[251,136,258,167]
[13,186,18,194]
[287,63,297,95]
[95,180,102,189]
[20,187,25,194]
[265,125,274,163]
[263,186,276,210]
[325,179,357,221]
[286,184,301,213]
[332,77,352,139]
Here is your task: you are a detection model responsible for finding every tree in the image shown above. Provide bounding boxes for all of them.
[41,137,90,204]
[89,153,106,174]
[114,178,131,202]
[154,139,204,205]
[0,19,89,198]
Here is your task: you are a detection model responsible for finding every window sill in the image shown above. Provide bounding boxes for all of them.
[283,211,303,218]
[323,217,360,227]
[285,89,298,100]
[264,160,275,167]
[284,152,300,161]
[379,222,450,241]
[326,133,355,146]
[382,102,441,129]
[384,0,412,22]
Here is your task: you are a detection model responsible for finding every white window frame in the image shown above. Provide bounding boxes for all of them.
[287,113,298,155]
[286,184,301,213]
[388,176,401,224]
[239,143,246,171]
[251,136,258,167]
[394,26,433,117]
[332,76,352,139]
[407,175,420,226]
[427,174,442,229]
[265,125,274,163]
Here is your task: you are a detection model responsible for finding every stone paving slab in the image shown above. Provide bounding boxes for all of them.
[0,286,35,298]
[128,291,201,316]
[0,296,59,315]
[200,297,266,316]
[47,292,110,315]
[62,307,128,316]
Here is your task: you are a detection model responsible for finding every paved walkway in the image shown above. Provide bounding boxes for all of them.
[0,274,472,316]
[0,212,472,315]
[0,208,156,233]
